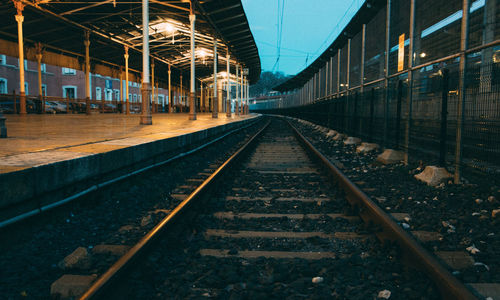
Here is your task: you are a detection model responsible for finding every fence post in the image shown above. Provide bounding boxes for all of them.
[455,0,470,183]
[396,80,403,149]
[353,92,358,136]
[439,68,449,167]
[369,88,375,142]
[383,0,391,148]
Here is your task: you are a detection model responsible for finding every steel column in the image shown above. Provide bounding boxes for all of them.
[212,39,218,118]
[337,49,341,97]
[14,1,26,114]
[384,0,391,147]
[140,0,152,124]
[124,46,130,115]
[226,50,231,117]
[189,7,196,120]
[168,64,172,113]
[404,0,416,164]
[360,24,366,93]
[236,65,240,115]
[240,65,243,114]
[151,60,155,113]
[454,0,470,183]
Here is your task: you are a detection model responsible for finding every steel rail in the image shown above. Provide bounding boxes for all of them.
[80,119,271,300]
[286,119,478,300]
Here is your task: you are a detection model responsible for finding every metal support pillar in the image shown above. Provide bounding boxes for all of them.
[345,38,351,132]
[236,65,240,116]
[189,8,196,120]
[14,1,26,114]
[455,0,470,183]
[84,31,91,114]
[151,60,155,113]
[337,49,341,98]
[124,46,130,115]
[36,42,43,114]
[240,66,243,113]
[119,68,123,113]
[226,50,231,117]
[180,74,183,111]
[404,0,416,164]
[168,64,172,113]
[384,0,391,147]
[212,39,218,118]
[140,0,152,125]
[360,24,366,93]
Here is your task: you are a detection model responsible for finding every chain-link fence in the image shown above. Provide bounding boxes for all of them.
[252,0,500,179]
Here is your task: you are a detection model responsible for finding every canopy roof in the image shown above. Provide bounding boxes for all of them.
[0,0,261,86]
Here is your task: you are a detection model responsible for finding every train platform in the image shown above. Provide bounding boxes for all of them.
[0,113,261,224]
[0,113,257,173]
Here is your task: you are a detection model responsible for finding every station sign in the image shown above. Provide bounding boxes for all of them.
[398,34,405,72]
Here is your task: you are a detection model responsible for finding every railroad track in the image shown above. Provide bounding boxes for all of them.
[76,118,483,299]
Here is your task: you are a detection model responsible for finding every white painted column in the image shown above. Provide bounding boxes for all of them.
[212,39,218,118]
[168,64,172,113]
[189,8,196,120]
[235,65,240,116]
[226,50,231,117]
[140,0,152,124]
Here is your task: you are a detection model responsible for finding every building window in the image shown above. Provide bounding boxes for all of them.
[105,89,113,101]
[138,95,142,102]
[42,84,47,96]
[133,94,137,102]
[128,93,132,101]
[0,78,7,94]
[114,89,120,101]
[62,67,76,75]
[0,55,6,65]
[24,82,28,95]
[41,63,47,73]
[62,86,77,99]
[158,94,165,104]
[96,87,102,100]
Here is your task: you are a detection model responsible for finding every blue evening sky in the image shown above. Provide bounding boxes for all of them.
[242,0,364,76]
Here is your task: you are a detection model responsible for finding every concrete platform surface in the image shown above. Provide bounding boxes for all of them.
[0,113,257,174]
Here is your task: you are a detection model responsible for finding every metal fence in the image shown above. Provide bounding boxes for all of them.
[252,0,500,180]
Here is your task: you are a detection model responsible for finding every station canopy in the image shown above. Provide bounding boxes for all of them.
[0,0,261,86]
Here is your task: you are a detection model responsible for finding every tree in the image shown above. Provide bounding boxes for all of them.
[249,71,291,97]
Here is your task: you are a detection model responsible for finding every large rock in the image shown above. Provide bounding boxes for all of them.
[58,247,91,270]
[376,149,404,164]
[51,274,97,299]
[356,142,380,154]
[344,137,362,145]
[326,130,338,137]
[414,166,452,186]
[333,133,346,141]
